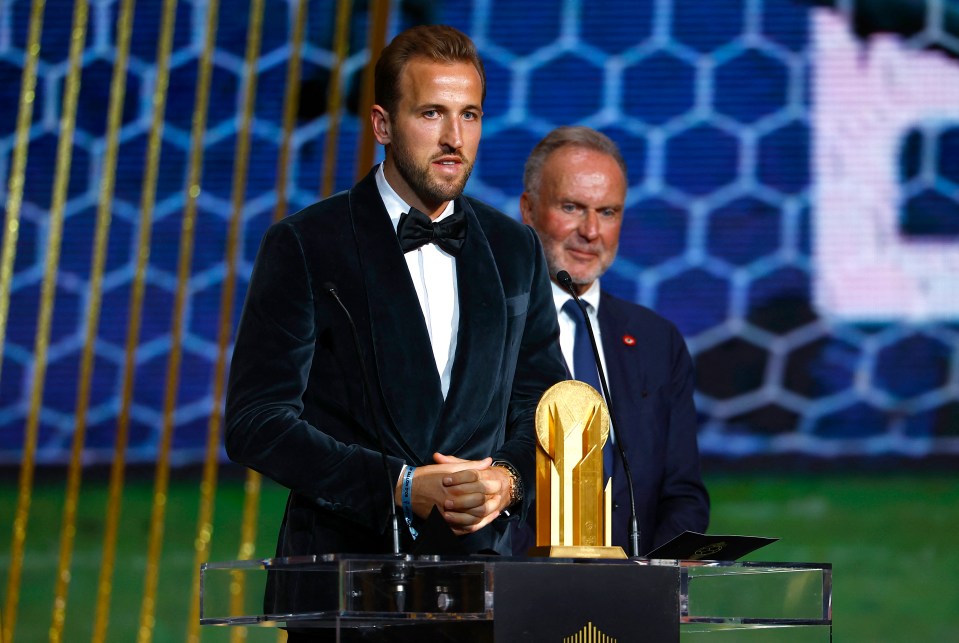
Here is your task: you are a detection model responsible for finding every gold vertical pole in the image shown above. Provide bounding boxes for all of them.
[354,0,391,180]
[4,0,88,640]
[228,471,262,643]
[48,0,136,641]
[0,4,46,638]
[184,0,265,640]
[136,0,220,639]
[0,0,44,384]
[226,5,308,640]
[91,1,179,641]
[0,0,45,634]
[273,0,308,222]
[320,0,354,198]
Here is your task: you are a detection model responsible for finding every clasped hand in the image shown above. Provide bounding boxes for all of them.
[394,452,512,536]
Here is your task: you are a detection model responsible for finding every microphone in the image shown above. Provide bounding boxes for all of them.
[322,282,402,556]
[556,270,642,558]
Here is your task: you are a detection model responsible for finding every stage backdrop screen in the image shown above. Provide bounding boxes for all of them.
[1,0,957,465]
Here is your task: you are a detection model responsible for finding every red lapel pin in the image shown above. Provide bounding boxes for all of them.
[623,334,636,346]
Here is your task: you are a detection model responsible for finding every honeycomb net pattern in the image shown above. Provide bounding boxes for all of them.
[1,0,958,465]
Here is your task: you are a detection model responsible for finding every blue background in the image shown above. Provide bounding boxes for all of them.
[1,0,958,466]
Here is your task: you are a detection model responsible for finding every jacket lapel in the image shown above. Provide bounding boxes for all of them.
[348,169,444,462]
[435,198,506,454]
[598,295,634,495]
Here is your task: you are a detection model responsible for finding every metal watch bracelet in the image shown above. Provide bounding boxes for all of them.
[491,459,523,507]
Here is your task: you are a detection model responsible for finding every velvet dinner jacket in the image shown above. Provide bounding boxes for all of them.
[225,166,567,558]
[598,291,710,555]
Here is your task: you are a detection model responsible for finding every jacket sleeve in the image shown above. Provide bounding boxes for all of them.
[224,221,404,533]
[652,324,710,547]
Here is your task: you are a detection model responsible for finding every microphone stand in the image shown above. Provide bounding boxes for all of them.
[557,270,642,558]
[324,283,414,613]
[323,283,402,555]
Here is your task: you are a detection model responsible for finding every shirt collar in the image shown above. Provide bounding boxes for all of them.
[551,279,601,314]
[376,163,455,231]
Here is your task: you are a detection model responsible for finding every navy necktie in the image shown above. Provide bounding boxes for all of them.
[562,299,614,478]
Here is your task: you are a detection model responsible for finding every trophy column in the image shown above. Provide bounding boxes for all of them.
[529,380,625,558]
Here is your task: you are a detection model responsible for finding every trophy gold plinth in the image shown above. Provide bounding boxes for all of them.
[527,380,626,559]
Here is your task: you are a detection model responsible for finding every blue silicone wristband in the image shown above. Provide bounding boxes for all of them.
[402,465,418,539]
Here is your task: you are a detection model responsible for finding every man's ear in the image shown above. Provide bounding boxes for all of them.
[519,192,534,225]
[371,105,391,145]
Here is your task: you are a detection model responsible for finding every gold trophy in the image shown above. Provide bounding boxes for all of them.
[528,380,626,558]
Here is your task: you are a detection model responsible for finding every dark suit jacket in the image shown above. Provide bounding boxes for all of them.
[225,166,566,565]
[598,291,710,555]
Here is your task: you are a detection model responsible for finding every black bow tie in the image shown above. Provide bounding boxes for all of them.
[396,206,467,256]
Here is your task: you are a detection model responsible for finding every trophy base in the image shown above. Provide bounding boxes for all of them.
[527,545,628,559]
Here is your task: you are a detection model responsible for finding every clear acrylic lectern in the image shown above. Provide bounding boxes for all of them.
[200,554,831,641]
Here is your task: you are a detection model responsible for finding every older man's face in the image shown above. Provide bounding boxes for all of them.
[521,146,626,293]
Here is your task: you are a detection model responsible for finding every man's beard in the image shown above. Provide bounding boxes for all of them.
[542,241,615,290]
[391,142,473,207]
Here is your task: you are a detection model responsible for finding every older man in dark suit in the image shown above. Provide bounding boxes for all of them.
[519,126,710,556]
[225,22,566,598]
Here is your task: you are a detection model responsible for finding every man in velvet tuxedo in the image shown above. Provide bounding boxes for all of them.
[518,126,710,556]
[224,24,566,628]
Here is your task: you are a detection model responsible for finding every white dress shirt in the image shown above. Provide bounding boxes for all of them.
[376,165,459,399]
